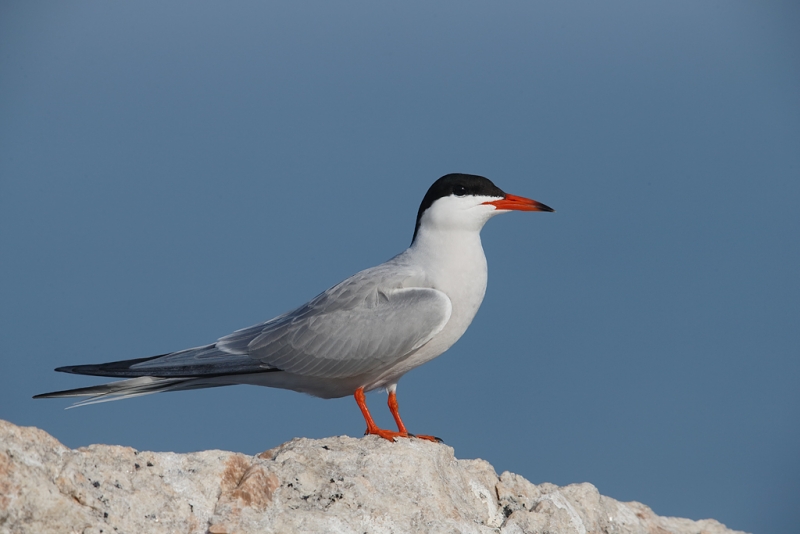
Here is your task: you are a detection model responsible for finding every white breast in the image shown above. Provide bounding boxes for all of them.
[367,225,490,388]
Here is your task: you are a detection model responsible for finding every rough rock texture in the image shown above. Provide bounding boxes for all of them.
[0,419,745,534]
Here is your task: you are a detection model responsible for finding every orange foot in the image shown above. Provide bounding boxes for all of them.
[407,433,443,443]
[355,387,443,443]
[363,428,442,443]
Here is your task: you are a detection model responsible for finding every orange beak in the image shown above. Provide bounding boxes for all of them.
[483,194,554,212]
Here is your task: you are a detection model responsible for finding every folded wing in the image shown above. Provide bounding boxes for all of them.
[218,282,452,379]
[35,264,453,406]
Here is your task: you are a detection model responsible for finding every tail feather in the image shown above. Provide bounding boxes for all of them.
[54,354,170,377]
[33,376,225,408]
[52,344,274,378]
[36,344,283,407]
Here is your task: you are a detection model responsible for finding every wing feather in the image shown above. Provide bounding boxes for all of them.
[217,266,451,379]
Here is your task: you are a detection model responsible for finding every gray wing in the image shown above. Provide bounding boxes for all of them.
[216,266,452,379]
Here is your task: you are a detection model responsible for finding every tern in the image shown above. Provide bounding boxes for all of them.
[36,174,553,441]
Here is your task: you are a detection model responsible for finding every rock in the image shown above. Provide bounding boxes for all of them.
[0,419,745,534]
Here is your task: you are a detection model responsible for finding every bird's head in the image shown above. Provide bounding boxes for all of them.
[412,174,553,243]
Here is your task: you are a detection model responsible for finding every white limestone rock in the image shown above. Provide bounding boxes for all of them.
[0,419,745,534]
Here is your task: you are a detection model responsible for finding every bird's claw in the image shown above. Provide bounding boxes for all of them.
[365,428,442,443]
[407,433,443,443]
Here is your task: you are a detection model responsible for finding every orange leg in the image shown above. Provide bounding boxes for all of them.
[387,390,440,442]
[354,387,440,443]
[387,390,408,434]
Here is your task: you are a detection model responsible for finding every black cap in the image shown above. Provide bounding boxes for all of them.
[412,174,505,242]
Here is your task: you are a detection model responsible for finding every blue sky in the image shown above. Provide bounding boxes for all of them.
[1,2,798,533]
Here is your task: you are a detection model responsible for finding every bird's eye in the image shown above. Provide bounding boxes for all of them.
[453,185,467,197]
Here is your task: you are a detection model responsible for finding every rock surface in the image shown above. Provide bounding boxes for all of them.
[0,419,744,534]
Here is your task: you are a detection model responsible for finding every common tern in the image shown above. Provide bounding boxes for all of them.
[36,173,553,441]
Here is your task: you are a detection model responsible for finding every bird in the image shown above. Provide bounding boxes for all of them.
[35,173,553,442]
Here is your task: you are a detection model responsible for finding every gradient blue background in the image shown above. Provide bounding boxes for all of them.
[1,2,798,533]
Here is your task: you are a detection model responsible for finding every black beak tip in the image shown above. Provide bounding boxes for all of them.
[538,202,555,213]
